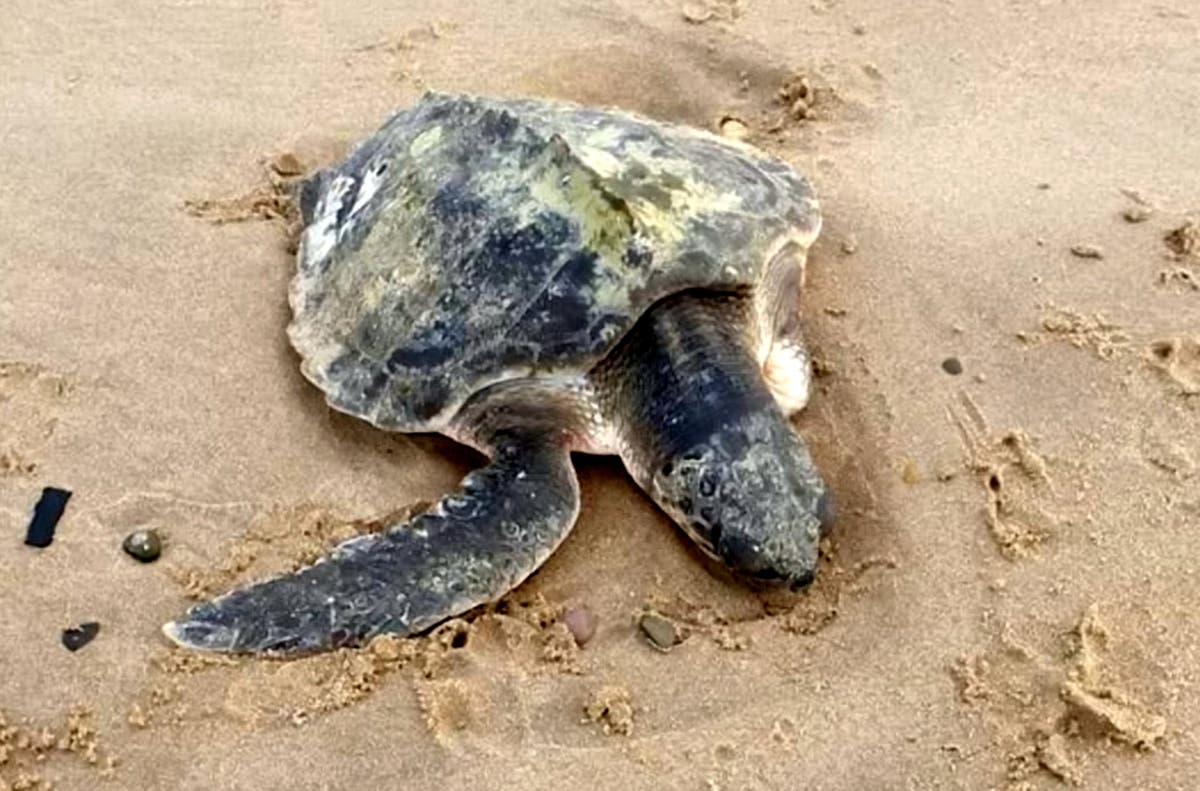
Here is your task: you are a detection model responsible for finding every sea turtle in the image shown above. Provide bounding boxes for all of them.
[164,91,832,655]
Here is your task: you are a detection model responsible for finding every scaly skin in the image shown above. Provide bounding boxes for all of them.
[595,291,831,587]
[164,430,579,654]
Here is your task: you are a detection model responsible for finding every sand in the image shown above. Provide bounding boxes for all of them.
[2,1,1198,788]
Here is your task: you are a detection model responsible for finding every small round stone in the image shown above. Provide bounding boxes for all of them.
[122,529,162,562]
[942,357,964,375]
[638,612,680,652]
[562,605,598,646]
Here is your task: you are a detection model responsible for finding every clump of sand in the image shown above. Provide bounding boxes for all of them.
[1022,305,1131,359]
[1163,219,1197,258]
[582,686,635,736]
[184,153,305,226]
[0,707,116,790]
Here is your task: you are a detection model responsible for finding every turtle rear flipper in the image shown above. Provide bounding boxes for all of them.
[163,431,579,655]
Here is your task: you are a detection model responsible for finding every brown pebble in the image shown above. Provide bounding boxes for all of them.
[562,605,598,646]
[840,235,858,254]
[942,357,964,375]
[1069,244,1104,260]
[269,152,304,177]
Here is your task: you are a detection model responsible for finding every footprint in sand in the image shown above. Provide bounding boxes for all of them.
[0,360,75,478]
[1146,337,1200,397]
[951,605,1168,787]
[950,392,1063,559]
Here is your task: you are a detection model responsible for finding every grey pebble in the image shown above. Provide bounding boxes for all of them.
[638,612,680,652]
[942,357,964,375]
[123,529,162,562]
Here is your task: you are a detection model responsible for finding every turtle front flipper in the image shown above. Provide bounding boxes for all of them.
[164,430,579,655]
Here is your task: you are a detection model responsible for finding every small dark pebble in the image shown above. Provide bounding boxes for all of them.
[122,529,162,562]
[942,357,964,375]
[563,605,598,646]
[62,622,100,652]
[638,612,680,653]
[24,486,72,548]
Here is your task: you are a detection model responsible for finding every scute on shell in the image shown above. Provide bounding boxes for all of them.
[288,92,820,432]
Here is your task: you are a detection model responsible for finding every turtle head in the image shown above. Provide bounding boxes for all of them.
[650,409,832,590]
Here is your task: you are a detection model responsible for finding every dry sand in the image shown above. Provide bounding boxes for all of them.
[2,1,1199,789]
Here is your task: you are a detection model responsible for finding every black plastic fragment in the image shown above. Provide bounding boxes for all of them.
[24,486,73,548]
[62,621,100,652]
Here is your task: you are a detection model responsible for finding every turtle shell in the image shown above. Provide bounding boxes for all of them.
[289,92,820,432]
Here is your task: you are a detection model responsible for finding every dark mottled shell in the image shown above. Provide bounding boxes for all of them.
[289,92,820,431]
